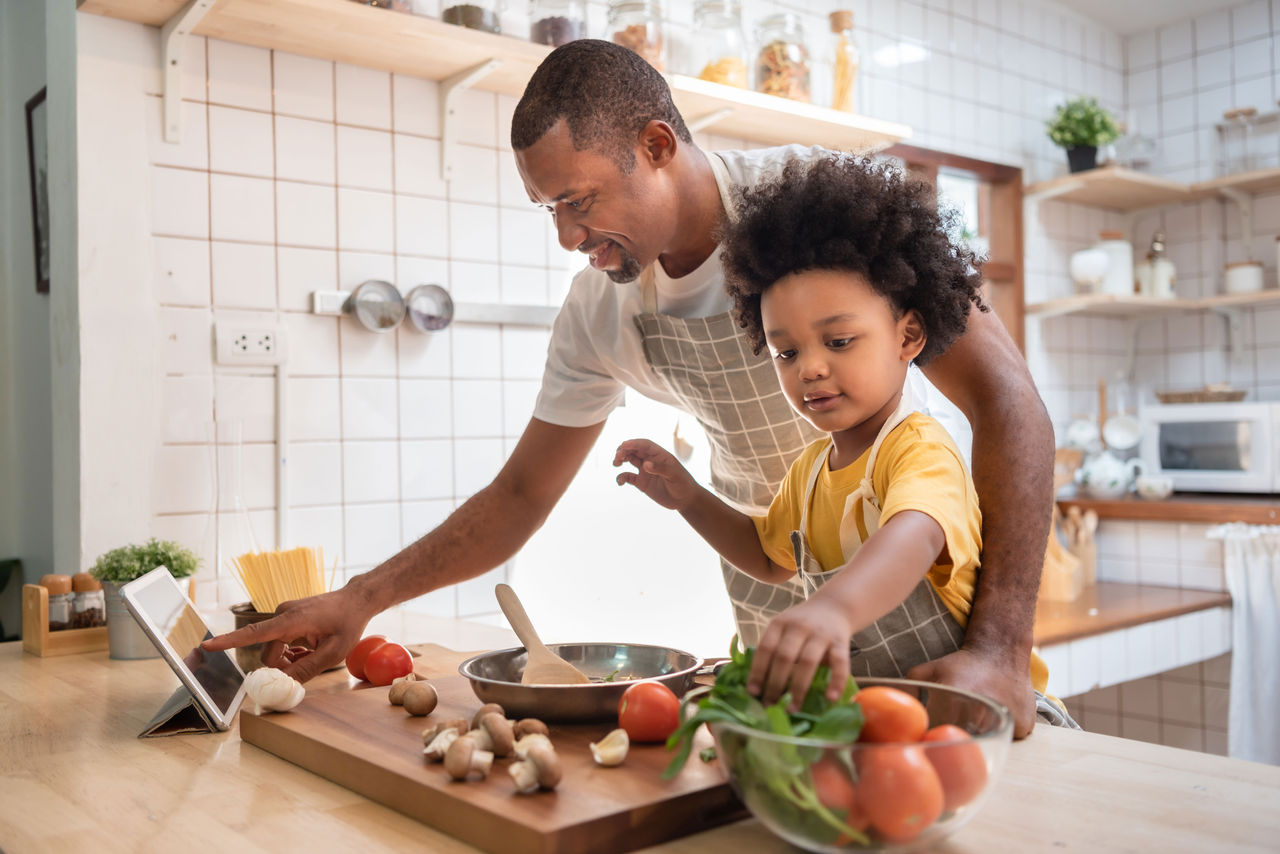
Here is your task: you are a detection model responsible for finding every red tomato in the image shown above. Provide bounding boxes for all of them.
[345,634,387,681]
[921,724,988,811]
[809,756,870,834]
[854,686,929,743]
[618,681,680,743]
[364,641,413,686]
[858,744,944,843]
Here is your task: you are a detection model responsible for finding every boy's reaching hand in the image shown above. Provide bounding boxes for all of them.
[748,595,855,707]
[613,439,700,511]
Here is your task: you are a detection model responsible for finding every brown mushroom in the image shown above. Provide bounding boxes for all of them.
[444,734,494,781]
[513,732,552,759]
[471,702,505,730]
[402,681,438,716]
[509,742,561,793]
[514,718,549,738]
[477,711,515,757]
[422,717,470,746]
[388,672,419,705]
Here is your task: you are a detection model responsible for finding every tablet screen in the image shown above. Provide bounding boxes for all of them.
[129,576,243,714]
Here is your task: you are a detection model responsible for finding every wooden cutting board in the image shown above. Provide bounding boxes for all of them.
[239,646,744,854]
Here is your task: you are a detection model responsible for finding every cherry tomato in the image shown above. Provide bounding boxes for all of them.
[345,634,387,681]
[364,641,413,686]
[809,755,870,835]
[854,686,929,743]
[921,724,988,811]
[857,744,944,843]
[618,681,680,743]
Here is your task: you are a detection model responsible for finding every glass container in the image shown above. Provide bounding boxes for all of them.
[829,9,860,112]
[754,13,809,103]
[608,0,665,72]
[691,0,747,89]
[71,572,107,629]
[529,0,585,46]
[442,0,503,33]
[40,574,73,632]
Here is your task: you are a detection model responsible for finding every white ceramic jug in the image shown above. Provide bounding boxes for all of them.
[1076,450,1145,499]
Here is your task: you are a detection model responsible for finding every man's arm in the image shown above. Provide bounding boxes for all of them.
[203,417,606,681]
[915,306,1054,738]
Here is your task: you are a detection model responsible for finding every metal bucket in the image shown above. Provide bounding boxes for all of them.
[103,581,160,660]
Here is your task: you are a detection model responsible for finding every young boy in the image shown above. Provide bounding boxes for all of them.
[615,154,1006,708]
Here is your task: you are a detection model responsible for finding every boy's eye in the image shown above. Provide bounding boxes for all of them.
[827,337,853,349]
[773,348,796,362]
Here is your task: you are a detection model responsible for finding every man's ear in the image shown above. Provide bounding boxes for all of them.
[900,310,927,362]
[639,120,678,168]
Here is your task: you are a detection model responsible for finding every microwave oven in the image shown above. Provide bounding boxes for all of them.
[1139,401,1280,494]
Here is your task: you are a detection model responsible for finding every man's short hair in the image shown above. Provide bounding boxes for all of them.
[511,40,692,173]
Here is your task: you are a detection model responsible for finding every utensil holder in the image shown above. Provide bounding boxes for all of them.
[21,584,108,657]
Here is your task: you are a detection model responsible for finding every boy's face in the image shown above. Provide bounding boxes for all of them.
[761,270,925,448]
[514,120,674,284]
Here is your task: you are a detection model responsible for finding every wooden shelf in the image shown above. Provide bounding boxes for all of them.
[1057,491,1280,525]
[77,0,910,153]
[1026,289,1280,318]
[1034,582,1231,647]
[1194,166,1280,196]
[1025,166,1196,211]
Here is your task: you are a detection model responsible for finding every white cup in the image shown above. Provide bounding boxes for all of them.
[1224,261,1264,294]
[1135,474,1174,500]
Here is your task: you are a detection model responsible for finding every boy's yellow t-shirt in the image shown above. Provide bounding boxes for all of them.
[752,412,1050,696]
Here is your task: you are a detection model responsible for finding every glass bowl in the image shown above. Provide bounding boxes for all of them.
[706,677,1012,853]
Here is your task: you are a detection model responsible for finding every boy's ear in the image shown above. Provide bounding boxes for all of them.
[899,310,927,362]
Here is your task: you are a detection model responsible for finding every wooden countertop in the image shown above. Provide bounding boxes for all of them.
[3,636,1279,853]
[1058,491,1279,525]
[1034,582,1232,647]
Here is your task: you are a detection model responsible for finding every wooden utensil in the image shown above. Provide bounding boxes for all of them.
[494,583,590,685]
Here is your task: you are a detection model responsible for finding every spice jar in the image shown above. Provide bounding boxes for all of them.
[71,572,107,629]
[442,0,503,33]
[829,10,860,112]
[40,574,74,632]
[529,0,585,46]
[608,0,665,72]
[755,13,810,103]
[691,0,747,88]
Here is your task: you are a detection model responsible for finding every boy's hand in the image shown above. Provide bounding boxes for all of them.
[613,439,699,511]
[748,596,854,707]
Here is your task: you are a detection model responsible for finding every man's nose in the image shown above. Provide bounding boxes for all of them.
[555,215,587,252]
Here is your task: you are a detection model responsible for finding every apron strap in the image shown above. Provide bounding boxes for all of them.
[640,265,658,314]
[796,438,834,543]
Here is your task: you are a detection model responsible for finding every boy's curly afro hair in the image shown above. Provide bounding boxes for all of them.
[721,154,987,366]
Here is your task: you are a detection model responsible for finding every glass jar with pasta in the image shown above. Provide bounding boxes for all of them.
[607,0,665,72]
[828,10,860,112]
[690,0,747,89]
[754,13,810,103]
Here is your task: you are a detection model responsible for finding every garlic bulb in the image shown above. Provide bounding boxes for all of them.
[243,667,306,714]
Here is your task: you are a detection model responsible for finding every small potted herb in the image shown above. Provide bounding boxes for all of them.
[89,538,199,660]
[1046,96,1121,173]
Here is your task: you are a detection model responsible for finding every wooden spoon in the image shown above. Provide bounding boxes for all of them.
[494,583,590,685]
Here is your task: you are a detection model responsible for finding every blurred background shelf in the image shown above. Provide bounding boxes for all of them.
[1027,289,1280,318]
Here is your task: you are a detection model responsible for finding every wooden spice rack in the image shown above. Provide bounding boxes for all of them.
[21,584,108,657]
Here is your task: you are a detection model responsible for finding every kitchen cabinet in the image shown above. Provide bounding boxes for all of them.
[77,0,910,161]
[1057,492,1280,525]
[4,631,1279,853]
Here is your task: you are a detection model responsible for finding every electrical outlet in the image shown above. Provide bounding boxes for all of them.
[215,323,288,366]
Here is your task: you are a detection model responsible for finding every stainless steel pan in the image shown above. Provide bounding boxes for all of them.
[458,642,703,723]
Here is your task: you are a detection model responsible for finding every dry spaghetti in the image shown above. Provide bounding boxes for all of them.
[231,546,335,613]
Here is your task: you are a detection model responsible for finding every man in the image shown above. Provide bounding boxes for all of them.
[205,41,1053,736]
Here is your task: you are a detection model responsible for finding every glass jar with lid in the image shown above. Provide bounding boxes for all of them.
[608,0,665,72]
[690,0,747,88]
[754,13,810,103]
[441,0,503,33]
[529,0,585,46]
[829,10,860,112]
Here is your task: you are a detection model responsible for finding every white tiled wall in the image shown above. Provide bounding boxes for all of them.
[75,2,1270,655]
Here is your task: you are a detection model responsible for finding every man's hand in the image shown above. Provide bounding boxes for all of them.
[202,588,370,683]
[907,646,1037,738]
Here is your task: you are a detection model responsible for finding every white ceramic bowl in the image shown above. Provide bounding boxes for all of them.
[1135,475,1174,500]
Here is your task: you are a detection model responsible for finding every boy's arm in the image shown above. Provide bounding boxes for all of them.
[680,488,794,584]
[918,306,1052,738]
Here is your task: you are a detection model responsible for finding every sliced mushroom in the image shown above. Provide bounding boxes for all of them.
[509,742,562,794]
[402,681,438,716]
[422,717,470,747]
[444,735,494,781]
[471,702,505,730]
[514,718,549,739]
[423,728,460,762]
[589,728,629,766]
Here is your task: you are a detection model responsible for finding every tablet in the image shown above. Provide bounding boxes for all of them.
[121,566,247,730]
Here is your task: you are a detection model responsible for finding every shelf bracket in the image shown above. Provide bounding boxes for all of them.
[686,107,734,134]
[159,0,215,143]
[440,58,501,182]
[1209,305,1249,368]
[1220,187,1254,260]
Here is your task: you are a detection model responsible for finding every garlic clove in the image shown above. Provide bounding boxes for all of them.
[243,667,306,715]
[589,728,629,766]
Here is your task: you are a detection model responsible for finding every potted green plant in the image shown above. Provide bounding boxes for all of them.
[90,538,199,660]
[1046,96,1121,173]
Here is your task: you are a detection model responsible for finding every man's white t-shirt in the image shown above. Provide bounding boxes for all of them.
[531,144,974,464]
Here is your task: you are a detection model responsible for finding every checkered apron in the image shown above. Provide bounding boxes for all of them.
[787,390,966,678]
[633,269,825,646]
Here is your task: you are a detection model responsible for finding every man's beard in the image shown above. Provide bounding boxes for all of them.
[605,245,643,283]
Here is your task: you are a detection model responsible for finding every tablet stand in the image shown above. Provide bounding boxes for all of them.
[139,685,219,738]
